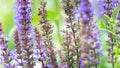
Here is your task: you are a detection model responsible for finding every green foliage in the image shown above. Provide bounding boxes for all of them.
[112,6,119,17]
[98,5,120,68]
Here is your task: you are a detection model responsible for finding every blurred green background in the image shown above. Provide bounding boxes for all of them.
[0,0,120,68]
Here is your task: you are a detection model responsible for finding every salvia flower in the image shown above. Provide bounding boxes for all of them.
[98,0,120,68]
[79,0,93,24]
[76,0,101,68]
[0,22,15,68]
[34,27,48,68]
[14,30,27,68]
[62,0,82,68]
[38,2,58,68]
[99,0,118,17]
[14,0,35,67]
[61,30,74,68]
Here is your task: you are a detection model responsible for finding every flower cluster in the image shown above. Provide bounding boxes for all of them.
[62,0,81,67]
[37,2,58,68]
[99,1,120,68]
[0,22,15,68]
[34,27,48,68]
[14,0,35,67]
[99,0,118,17]
[62,0,101,68]
[14,30,26,67]
[76,0,101,68]
[1,0,120,68]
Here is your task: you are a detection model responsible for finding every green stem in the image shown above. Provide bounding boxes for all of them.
[93,49,97,68]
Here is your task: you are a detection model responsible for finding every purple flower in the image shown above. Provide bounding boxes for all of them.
[95,43,100,49]
[98,0,118,17]
[99,50,104,56]
[79,0,93,13]
[0,58,3,64]
[14,0,35,67]
[79,59,85,68]
[75,0,102,68]
[33,27,48,64]
[0,22,15,68]
[82,14,89,21]
[37,2,58,68]
[92,23,101,49]
[89,57,94,62]
[74,0,93,21]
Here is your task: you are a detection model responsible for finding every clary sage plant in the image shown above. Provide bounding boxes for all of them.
[0,0,120,68]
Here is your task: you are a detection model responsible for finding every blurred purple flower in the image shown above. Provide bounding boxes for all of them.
[14,0,33,44]
[96,61,100,65]
[75,0,102,68]
[79,59,85,68]
[14,0,35,67]
[74,0,93,21]
[98,0,118,17]
[0,22,15,68]
[99,50,104,56]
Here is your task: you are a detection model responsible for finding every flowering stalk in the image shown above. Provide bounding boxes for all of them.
[0,22,15,68]
[115,7,120,68]
[99,0,119,68]
[34,28,48,68]
[38,2,58,68]
[62,0,74,67]
[77,0,101,68]
[117,2,120,48]
[100,0,118,17]
[14,30,26,68]
[62,30,71,67]
[14,0,35,67]
[62,0,81,67]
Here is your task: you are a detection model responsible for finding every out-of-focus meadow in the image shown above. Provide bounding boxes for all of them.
[0,0,120,68]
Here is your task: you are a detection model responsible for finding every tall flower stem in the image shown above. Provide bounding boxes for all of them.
[62,0,80,67]
[99,1,119,68]
[0,22,14,68]
[34,27,46,68]
[14,30,25,68]
[75,0,101,68]
[38,1,58,68]
[14,0,35,67]
[70,18,80,68]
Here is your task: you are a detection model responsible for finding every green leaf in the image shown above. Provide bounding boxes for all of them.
[47,10,58,19]
[98,19,107,29]
[99,28,116,36]
[7,26,16,50]
[112,6,119,16]
[104,15,117,25]
[104,14,110,22]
